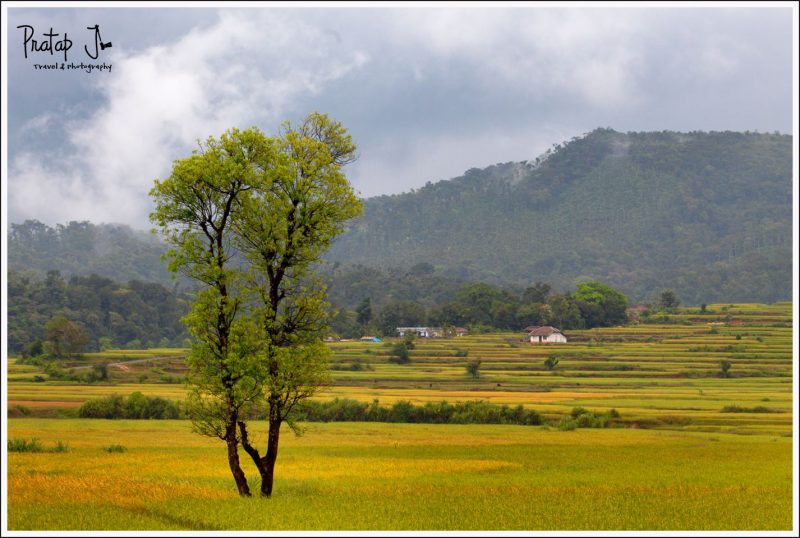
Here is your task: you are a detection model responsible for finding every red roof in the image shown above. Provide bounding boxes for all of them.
[528,326,561,337]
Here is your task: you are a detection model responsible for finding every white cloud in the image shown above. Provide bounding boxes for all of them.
[349,123,576,199]
[9,10,369,226]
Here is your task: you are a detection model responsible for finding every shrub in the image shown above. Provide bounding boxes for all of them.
[544,355,559,371]
[104,444,127,453]
[465,360,481,379]
[53,441,70,452]
[291,398,542,426]
[79,393,180,419]
[11,404,31,416]
[557,408,620,429]
[720,405,780,413]
[8,438,44,452]
[453,349,469,357]
[389,343,410,365]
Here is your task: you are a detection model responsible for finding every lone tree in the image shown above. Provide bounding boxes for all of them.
[150,113,362,497]
[659,290,681,310]
[466,359,481,379]
[719,360,732,378]
[543,355,559,371]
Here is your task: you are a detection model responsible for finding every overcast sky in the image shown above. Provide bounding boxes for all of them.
[4,5,795,228]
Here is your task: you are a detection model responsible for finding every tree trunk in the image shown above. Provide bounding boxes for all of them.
[260,414,282,497]
[226,425,251,497]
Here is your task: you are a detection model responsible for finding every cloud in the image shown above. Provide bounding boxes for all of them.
[9,10,369,226]
[7,7,792,226]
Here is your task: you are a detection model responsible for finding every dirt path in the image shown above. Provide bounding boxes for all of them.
[71,355,186,370]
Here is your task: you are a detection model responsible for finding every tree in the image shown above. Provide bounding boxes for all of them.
[659,290,681,310]
[355,297,372,329]
[720,360,732,378]
[544,355,559,371]
[466,359,481,379]
[151,113,362,498]
[390,343,411,365]
[151,127,261,496]
[522,281,551,304]
[232,113,362,497]
[573,282,629,328]
[44,315,87,358]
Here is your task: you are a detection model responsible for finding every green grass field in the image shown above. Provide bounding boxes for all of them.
[5,302,795,530]
[6,419,793,530]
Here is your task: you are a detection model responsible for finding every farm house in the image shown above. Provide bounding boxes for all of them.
[396,327,443,338]
[526,326,567,344]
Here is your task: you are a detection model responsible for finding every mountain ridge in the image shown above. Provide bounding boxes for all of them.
[8,128,793,305]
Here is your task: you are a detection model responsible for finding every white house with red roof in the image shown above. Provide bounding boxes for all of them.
[526,326,567,344]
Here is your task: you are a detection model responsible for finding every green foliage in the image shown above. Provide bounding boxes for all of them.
[720,360,733,378]
[78,393,181,419]
[7,438,70,453]
[544,355,560,371]
[659,290,681,310]
[355,297,372,327]
[104,444,127,453]
[151,113,362,497]
[326,130,792,305]
[43,315,87,358]
[291,398,542,425]
[8,438,44,452]
[453,349,469,357]
[465,359,481,379]
[7,269,188,353]
[720,405,780,413]
[389,343,411,365]
[559,407,620,430]
[573,282,629,328]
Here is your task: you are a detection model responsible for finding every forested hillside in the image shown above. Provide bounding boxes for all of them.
[8,129,792,307]
[7,270,189,354]
[328,129,792,304]
[8,220,175,285]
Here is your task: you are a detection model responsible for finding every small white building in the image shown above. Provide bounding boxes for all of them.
[396,327,443,338]
[527,326,567,344]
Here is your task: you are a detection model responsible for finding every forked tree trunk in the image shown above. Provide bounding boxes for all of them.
[259,415,282,497]
[226,424,251,497]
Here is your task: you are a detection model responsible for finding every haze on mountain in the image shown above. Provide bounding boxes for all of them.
[8,128,792,307]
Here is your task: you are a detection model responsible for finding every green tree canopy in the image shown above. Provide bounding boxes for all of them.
[150,113,362,498]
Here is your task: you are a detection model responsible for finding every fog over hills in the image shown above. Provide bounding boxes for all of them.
[9,129,793,305]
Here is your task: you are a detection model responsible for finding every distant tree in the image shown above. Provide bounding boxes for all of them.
[573,282,629,328]
[43,315,87,358]
[356,297,372,328]
[22,340,43,359]
[659,290,681,310]
[522,281,551,304]
[466,359,481,379]
[720,360,732,378]
[390,343,411,365]
[377,300,426,336]
[544,355,559,371]
[403,333,416,350]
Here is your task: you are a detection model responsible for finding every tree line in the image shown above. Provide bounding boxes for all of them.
[330,279,629,338]
[7,269,189,355]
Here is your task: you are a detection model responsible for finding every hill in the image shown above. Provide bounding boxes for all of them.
[327,129,792,304]
[8,220,175,286]
[7,129,793,305]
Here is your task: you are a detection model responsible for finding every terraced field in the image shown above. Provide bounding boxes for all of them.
[5,302,795,530]
[9,302,793,434]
